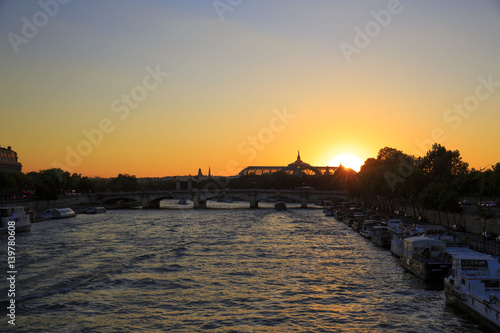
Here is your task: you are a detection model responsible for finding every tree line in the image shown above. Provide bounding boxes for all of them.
[354,144,500,221]
[0,170,142,201]
[1,144,498,215]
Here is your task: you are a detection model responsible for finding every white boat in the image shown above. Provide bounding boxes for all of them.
[0,206,31,233]
[390,228,418,257]
[400,236,449,282]
[41,208,76,219]
[444,249,500,331]
[85,206,106,214]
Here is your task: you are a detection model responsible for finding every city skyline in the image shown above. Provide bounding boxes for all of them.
[1,1,500,177]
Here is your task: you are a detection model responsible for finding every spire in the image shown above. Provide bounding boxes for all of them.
[208,167,211,177]
[297,150,302,162]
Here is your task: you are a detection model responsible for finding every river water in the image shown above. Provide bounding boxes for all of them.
[0,202,486,332]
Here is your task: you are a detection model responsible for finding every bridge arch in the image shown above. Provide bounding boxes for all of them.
[102,197,141,208]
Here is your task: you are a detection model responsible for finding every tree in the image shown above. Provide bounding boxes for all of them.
[30,169,65,200]
[420,143,468,181]
[108,174,139,192]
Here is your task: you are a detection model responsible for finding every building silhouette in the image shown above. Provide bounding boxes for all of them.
[0,146,22,172]
[238,151,337,176]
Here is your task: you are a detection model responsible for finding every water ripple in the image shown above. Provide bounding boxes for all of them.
[0,208,485,332]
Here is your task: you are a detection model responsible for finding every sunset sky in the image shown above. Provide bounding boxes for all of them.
[1,0,500,177]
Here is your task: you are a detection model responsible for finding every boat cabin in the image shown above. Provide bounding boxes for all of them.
[447,249,500,280]
[402,236,446,261]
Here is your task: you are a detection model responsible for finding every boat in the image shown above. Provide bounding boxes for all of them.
[274,201,287,211]
[41,208,76,219]
[85,206,106,214]
[384,219,403,233]
[400,236,449,283]
[371,226,392,249]
[177,198,188,205]
[334,210,344,221]
[444,249,500,331]
[323,201,335,216]
[324,206,335,216]
[0,206,31,233]
[390,227,418,257]
[359,220,378,239]
[351,213,365,232]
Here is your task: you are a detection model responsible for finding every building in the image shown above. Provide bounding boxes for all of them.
[0,146,22,172]
[238,151,338,176]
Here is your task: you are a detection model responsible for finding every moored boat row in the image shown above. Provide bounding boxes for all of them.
[325,204,500,331]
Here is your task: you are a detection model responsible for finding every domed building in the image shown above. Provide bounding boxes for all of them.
[238,151,337,176]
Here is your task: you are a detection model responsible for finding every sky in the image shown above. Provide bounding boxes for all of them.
[1,0,500,177]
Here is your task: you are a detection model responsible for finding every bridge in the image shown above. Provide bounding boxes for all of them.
[88,189,349,209]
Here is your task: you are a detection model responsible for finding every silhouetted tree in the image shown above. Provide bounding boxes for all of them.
[108,174,139,192]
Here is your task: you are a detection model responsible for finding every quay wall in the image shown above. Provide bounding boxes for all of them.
[405,205,500,234]
[0,196,94,214]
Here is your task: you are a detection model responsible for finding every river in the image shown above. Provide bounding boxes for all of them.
[0,202,485,332]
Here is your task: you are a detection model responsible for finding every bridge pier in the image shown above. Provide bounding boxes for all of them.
[248,192,258,209]
[142,197,160,209]
[192,194,207,209]
[300,195,308,208]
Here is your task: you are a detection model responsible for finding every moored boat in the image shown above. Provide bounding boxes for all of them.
[0,206,31,233]
[385,218,403,233]
[41,208,76,219]
[400,236,449,283]
[444,249,500,332]
[351,213,365,232]
[390,227,418,257]
[371,226,392,249]
[334,209,345,221]
[274,201,287,211]
[324,207,335,216]
[359,220,378,239]
[85,206,106,214]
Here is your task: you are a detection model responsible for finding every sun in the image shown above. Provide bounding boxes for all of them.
[328,153,363,172]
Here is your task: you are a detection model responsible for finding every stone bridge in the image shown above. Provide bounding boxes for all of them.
[89,189,349,209]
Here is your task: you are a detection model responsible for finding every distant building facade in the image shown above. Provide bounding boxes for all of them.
[0,146,22,172]
[238,151,338,176]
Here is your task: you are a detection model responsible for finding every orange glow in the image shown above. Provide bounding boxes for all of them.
[328,154,363,172]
